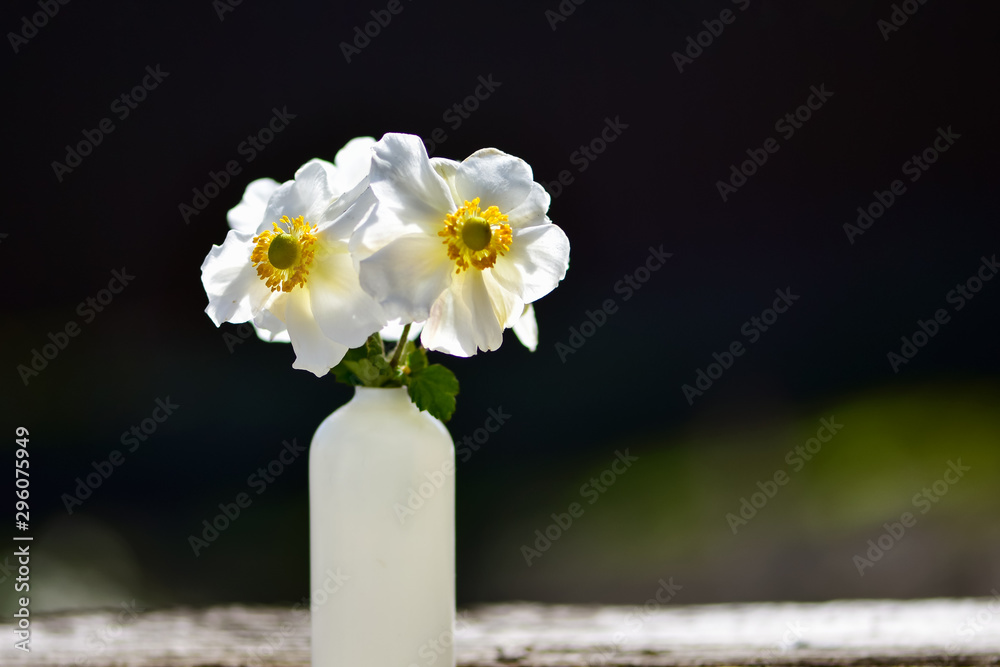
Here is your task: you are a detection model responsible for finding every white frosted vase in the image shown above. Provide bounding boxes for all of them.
[309,386,455,667]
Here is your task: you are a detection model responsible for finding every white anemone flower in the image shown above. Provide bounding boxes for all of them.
[354,133,569,357]
[201,140,386,376]
[223,137,376,345]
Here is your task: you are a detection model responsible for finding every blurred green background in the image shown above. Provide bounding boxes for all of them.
[7,378,998,614]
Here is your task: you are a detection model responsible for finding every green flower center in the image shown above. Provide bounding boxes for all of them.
[461,217,492,251]
[268,233,300,269]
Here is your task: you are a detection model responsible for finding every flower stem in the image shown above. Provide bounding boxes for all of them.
[388,323,412,370]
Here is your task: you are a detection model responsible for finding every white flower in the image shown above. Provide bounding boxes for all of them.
[223,138,377,345]
[353,133,570,357]
[511,304,538,352]
[201,139,386,376]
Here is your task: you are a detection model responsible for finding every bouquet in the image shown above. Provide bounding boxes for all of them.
[200,133,571,420]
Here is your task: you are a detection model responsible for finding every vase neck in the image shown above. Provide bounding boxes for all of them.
[350,385,414,410]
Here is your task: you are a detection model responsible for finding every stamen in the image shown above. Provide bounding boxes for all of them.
[250,215,318,292]
[438,198,513,274]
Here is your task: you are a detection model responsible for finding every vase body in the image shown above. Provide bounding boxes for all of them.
[309,386,455,667]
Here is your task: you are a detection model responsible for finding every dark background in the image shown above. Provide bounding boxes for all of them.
[4,0,998,614]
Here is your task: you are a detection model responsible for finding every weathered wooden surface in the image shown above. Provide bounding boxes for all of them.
[2,598,1000,666]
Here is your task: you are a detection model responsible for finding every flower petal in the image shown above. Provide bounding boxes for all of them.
[427,271,506,355]
[457,271,504,353]
[431,157,462,203]
[201,229,270,326]
[319,184,377,243]
[350,199,424,262]
[252,310,291,343]
[308,248,386,347]
[421,272,521,356]
[369,133,455,233]
[454,148,535,214]
[504,182,551,229]
[491,223,571,304]
[511,303,538,352]
[328,136,375,193]
[358,233,453,323]
[261,159,335,233]
[228,178,279,233]
[421,286,478,357]
[482,268,524,330]
[285,288,349,376]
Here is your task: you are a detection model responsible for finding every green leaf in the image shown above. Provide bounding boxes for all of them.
[406,364,459,422]
[363,334,385,359]
[407,347,429,374]
[331,335,460,419]
[341,358,383,384]
[330,345,371,386]
[330,333,404,387]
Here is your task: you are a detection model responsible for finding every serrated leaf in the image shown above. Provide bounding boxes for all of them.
[406,364,459,422]
[407,347,429,374]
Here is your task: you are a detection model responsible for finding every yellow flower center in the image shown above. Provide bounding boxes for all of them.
[250,215,317,292]
[438,198,512,274]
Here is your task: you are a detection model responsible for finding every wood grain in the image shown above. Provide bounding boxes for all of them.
[2,598,999,666]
